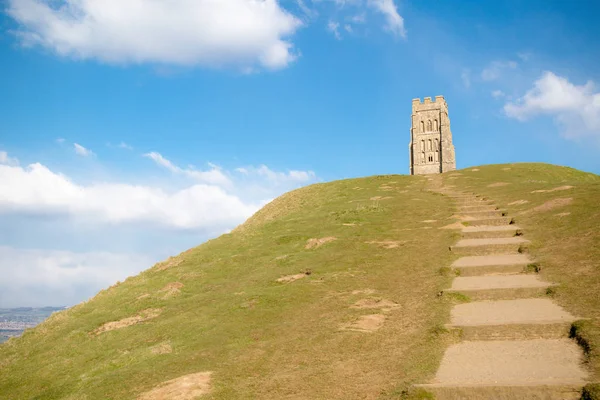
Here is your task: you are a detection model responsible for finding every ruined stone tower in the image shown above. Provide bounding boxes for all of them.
[409,96,456,175]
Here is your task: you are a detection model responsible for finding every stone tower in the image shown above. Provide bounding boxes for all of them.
[409,96,456,175]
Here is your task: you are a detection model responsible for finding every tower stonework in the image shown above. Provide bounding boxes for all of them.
[409,96,456,175]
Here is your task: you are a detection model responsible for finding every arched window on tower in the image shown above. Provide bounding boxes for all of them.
[434,119,439,131]
[435,138,439,150]
[427,120,432,131]
[428,139,432,151]
[420,121,424,132]
[435,150,439,162]
[421,152,425,163]
[428,154,433,163]
[421,140,425,151]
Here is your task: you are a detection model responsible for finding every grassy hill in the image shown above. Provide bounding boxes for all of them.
[0,163,599,399]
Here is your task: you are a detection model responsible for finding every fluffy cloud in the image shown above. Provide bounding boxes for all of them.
[481,60,518,82]
[235,164,316,183]
[0,246,153,307]
[328,20,342,39]
[0,162,259,230]
[491,89,505,99]
[73,143,94,156]
[144,152,231,186]
[0,151,19,166]
[368,0,406,38]
[7,0,302,70]
[504,71,600,141]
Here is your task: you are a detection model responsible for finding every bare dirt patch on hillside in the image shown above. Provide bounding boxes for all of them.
[150,342,173,355]
[440,222,465,230]
[508,200,529,205]
[531,185,574,193]
[488,182,511,187]
[370,196,393,201]
[365,240,406,249]
[422,220,437,223]
[341,314,386,332]
[351,289,377,295]
[351,298,399,312]
[160,282,184,299]
[305,237,336,249]
[137,371,212,400]
[93,309,162,335]
[155,256,183,271]
[277,273,309,283]
[532,198,573,212]
[556,212,571,217]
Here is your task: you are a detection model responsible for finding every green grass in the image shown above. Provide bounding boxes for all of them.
[0,175,459,399]
[2,163,599,399]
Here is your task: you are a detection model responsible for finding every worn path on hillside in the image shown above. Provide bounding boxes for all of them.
[417,176,589,399]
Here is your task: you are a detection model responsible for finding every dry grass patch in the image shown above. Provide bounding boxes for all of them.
[351,298,399,312]
[365,240,406,249]
[155,256,183,271]
[351,289,377,295]
[276,273,309,283]
[422,220,437,223]
[531,185,574,193]
[508,199,529,205]
[341,314,386,332]
[370,196,393,201]
[305,237,336,249]
[137,371,212,400]
[93,309,162,335]
[532,197,573,212]
[488,182,511,187]
[150,342,173,355]
[160,282,184,299]
[440,222,465,230]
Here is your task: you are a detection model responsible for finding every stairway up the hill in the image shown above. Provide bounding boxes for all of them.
[417,188,589,399]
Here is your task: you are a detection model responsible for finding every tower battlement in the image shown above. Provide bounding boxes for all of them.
[408,95,456,175]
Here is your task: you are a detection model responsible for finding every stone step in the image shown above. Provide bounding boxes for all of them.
[418,339,587,399]
[446,275,555,300]
[462,225,523,239]
[448,299,577,337]
[458,209,507,218]
[456,205,499,212]
[465,216,514,226]
[452,254,532,276]
[455,199,495,206]
[421,384,583,400]
[450,237,529,255]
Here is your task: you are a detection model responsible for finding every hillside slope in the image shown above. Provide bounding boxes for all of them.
[0,174,459,399]
[0,163,599,399]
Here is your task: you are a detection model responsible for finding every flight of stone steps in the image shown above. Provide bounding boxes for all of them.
[418,190,589,400]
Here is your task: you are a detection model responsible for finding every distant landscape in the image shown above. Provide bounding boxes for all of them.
[0,307,66,343]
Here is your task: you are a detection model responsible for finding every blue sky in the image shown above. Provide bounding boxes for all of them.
[1,0,599,307]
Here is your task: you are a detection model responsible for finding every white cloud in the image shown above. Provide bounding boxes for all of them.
[55,137,65,144]
[238,164,316,183]
[0,246,153,307]
[144,152,232,186]
[491,89,505,99]
[7,0,302,70]
[328,20,342,40]
[481,60,518,81]
[0,161,259,230]
[0,151,19,166]
[73,143,94,156]
[461,69,471,89]
[368,0,406,38]
[117,142,133,150]
[504,71,600,141]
